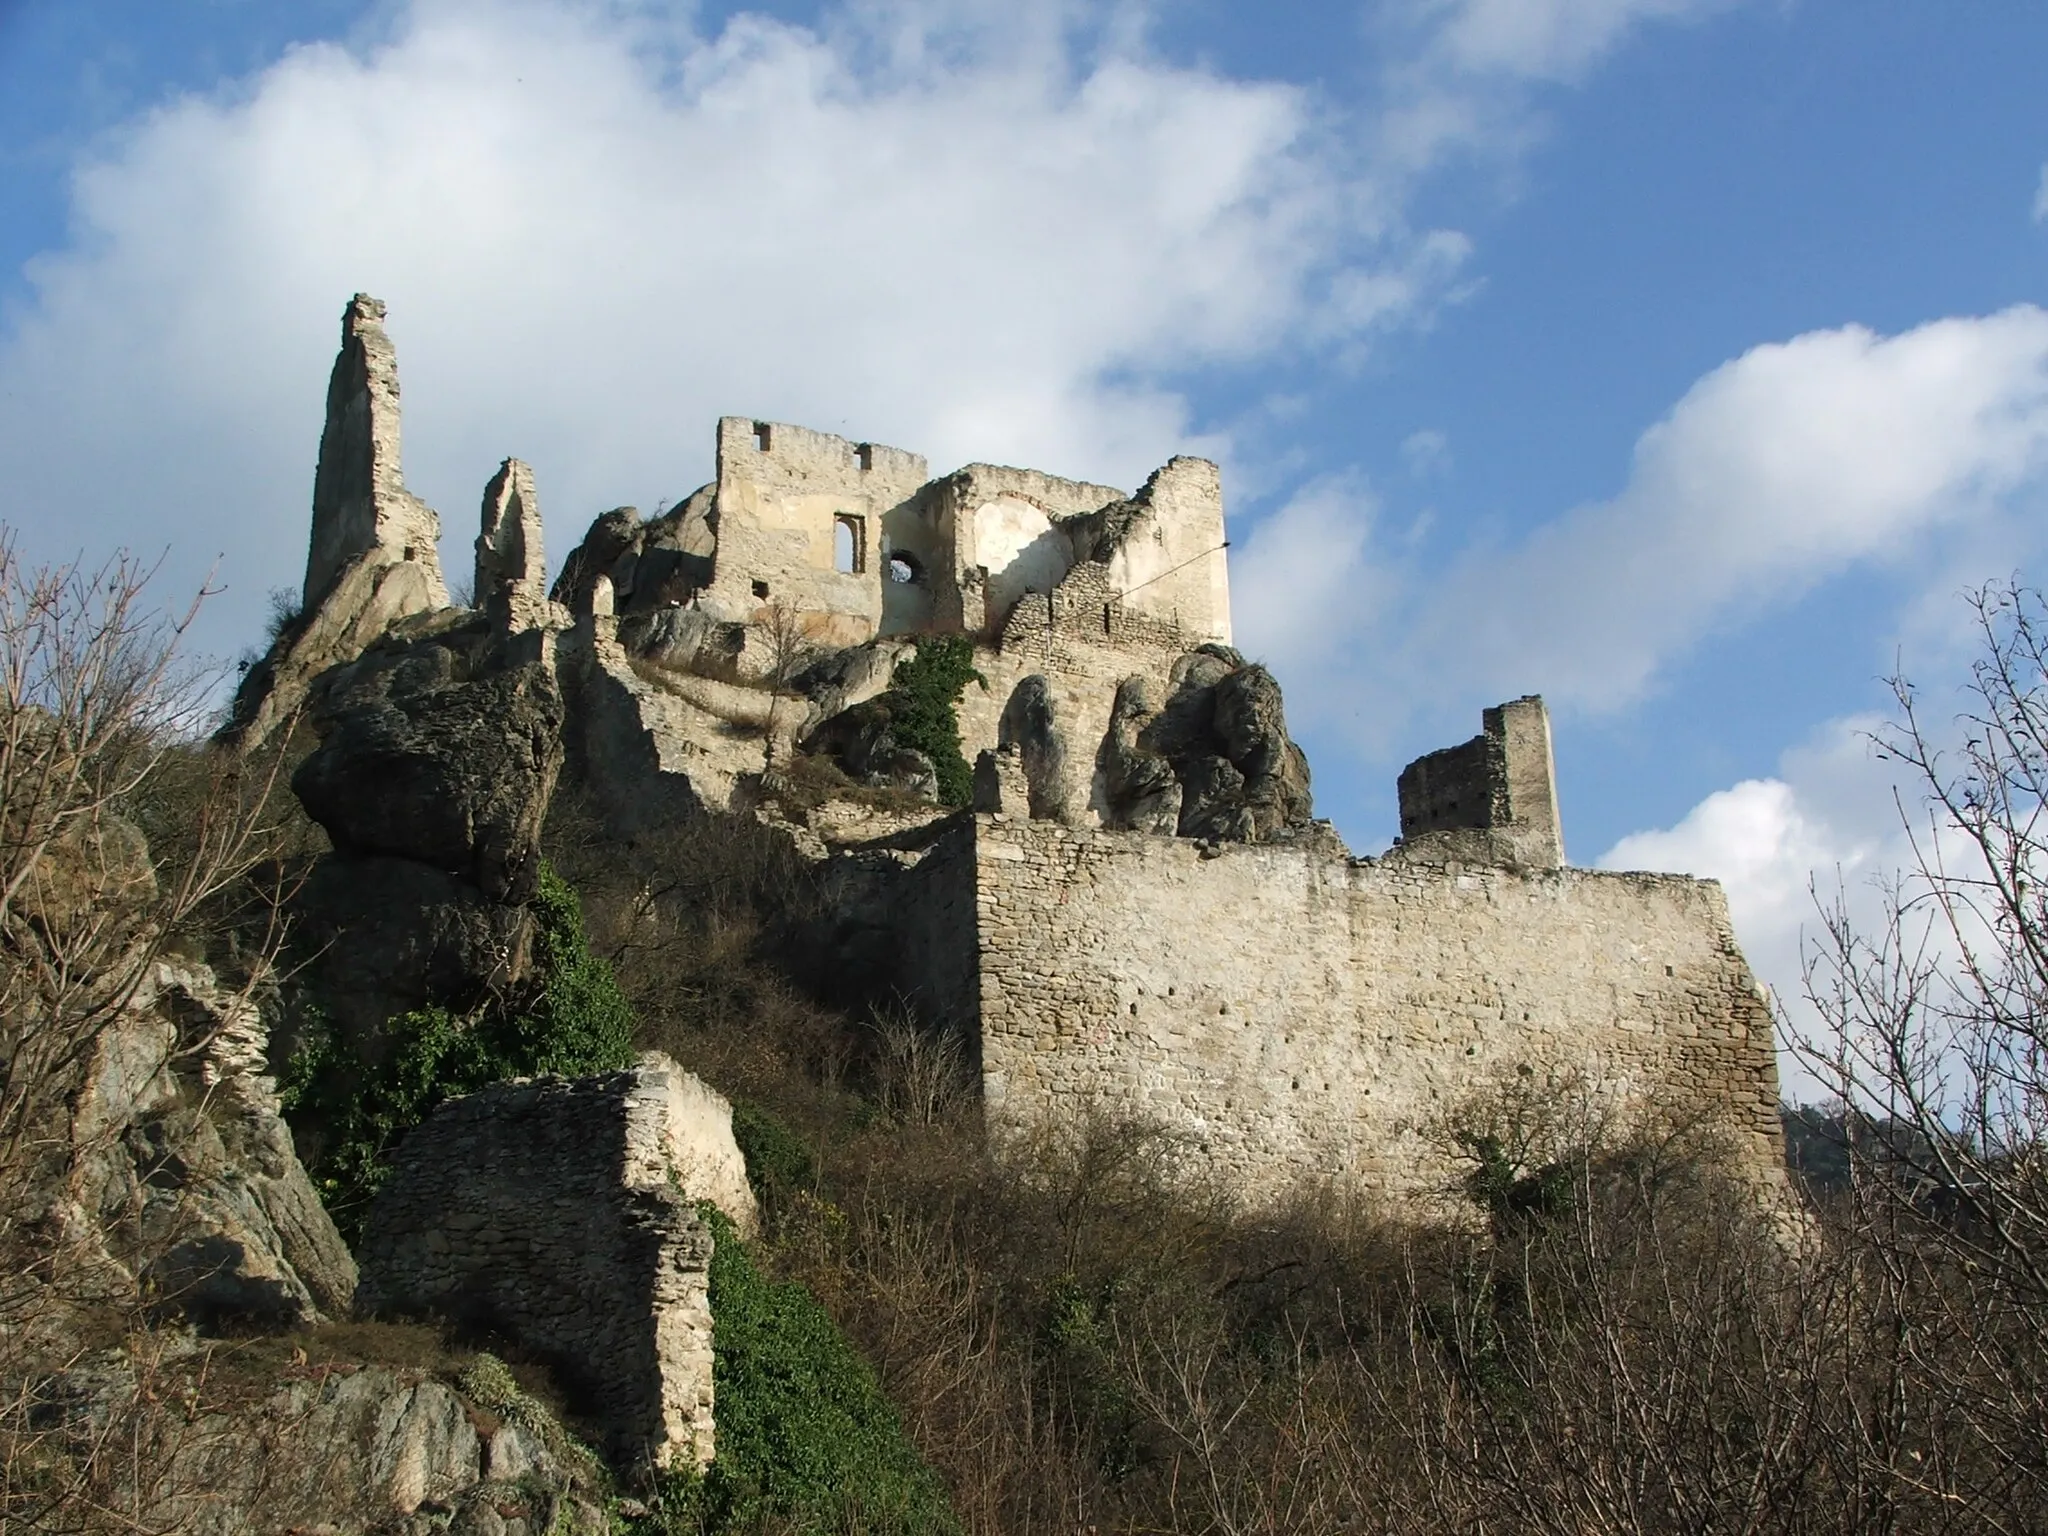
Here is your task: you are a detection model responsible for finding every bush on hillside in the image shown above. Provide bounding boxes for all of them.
[877,637,984,808]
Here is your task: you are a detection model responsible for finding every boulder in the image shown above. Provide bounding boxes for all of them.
[293,854,534,1042]
[1113,647,1313,842]
[293,624,564,903]
[801,697,940,801]
[1096,678,1182,835]
[62,963,360,1331]
[997,674,1070,821]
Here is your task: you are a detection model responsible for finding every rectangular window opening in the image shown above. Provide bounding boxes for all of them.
[754,421,773,452]
[856,443,873,473]
[833,514,866,575]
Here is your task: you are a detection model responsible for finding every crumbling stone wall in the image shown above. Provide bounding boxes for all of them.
[357,1053,757,1471]
[1397,696,1565,868]
[704,417,930,649]
[901,816,1781,1206]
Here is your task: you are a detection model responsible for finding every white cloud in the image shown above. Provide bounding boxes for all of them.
[1245,308,2048,749]
[1400,427,1449,476]
[1425,0,1728,82]
[1374,0,1734,173]
[0,0,1469,662]
[1231,474,1388,677]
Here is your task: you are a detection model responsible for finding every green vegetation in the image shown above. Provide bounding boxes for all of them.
[283,862,636,1240]
[731,1099,817,1205]
[636,1206,959,1536]
[877,637,984,807]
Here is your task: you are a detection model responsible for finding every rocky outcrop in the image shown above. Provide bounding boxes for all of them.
[997,674,1070,821]
[60,962,359,1330]
[475,457,549,634]
[1118,646,1313,842]
[305,295,448,613]
[552,490,716,620]
[225,295,448,749]
[23,1346,608,1535]
[294,621,563,904]
[289,614,564,1040]
[358,1054,755,1472]
[802,698,940,800]
[1096,677,1182,835]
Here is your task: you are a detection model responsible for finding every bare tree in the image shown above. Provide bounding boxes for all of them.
[1798,576,2048,1522]
[756,597,820,775]
[0,530,295,1233]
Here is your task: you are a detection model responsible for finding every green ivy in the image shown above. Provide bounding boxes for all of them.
[879,637,984,808]
[283,862,636,1242]
[731,1100,816,1203]
[636,1205,959,1535]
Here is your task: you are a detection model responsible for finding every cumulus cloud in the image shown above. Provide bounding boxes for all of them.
[0,0,1467,661]
[1246,308,2048,749]
[1231,474,1389,679]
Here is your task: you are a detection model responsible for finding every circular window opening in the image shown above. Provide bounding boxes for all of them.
[887,553,921,584]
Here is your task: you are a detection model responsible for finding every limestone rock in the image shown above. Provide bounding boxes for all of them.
[293,623,564,903]
[1129,646,1311,843]
[226,296,451,750]
[475,458,548,633]
[224,554,445,750]
[293,854,534,1042]
[60,963,359,1330]
[1096,677,1182,835]
[997,674,1069,821]
[25,1354,613,1534]
[802,697,940,800]
[553,491,717,620]
[304,294,447,612]
[620,604,745,675]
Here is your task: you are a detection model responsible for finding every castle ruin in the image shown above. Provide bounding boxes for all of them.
[247,294,1786,1223]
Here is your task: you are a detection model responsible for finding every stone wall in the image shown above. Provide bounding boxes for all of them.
[896,816,1781,1207]
[957,560,1197,825]
[705,417,930,649]
[1397,696,1565,868]
[357,1053,757,1471]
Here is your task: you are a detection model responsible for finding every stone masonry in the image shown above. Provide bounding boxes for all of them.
[1397,695,1565,868]
[356,1053,757,1472]
[873,805,1782,1206]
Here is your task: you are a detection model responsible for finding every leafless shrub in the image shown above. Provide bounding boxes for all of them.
[1792,576,2048,1527]
[863,1003,973,1129]
[0,533,297,1237]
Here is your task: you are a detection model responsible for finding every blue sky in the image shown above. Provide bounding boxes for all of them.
[3,0,2046,1041]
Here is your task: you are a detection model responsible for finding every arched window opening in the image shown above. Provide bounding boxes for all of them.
[887,551,921,585]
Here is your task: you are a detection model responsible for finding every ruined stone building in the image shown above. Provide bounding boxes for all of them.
[242,294,1785,1237]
